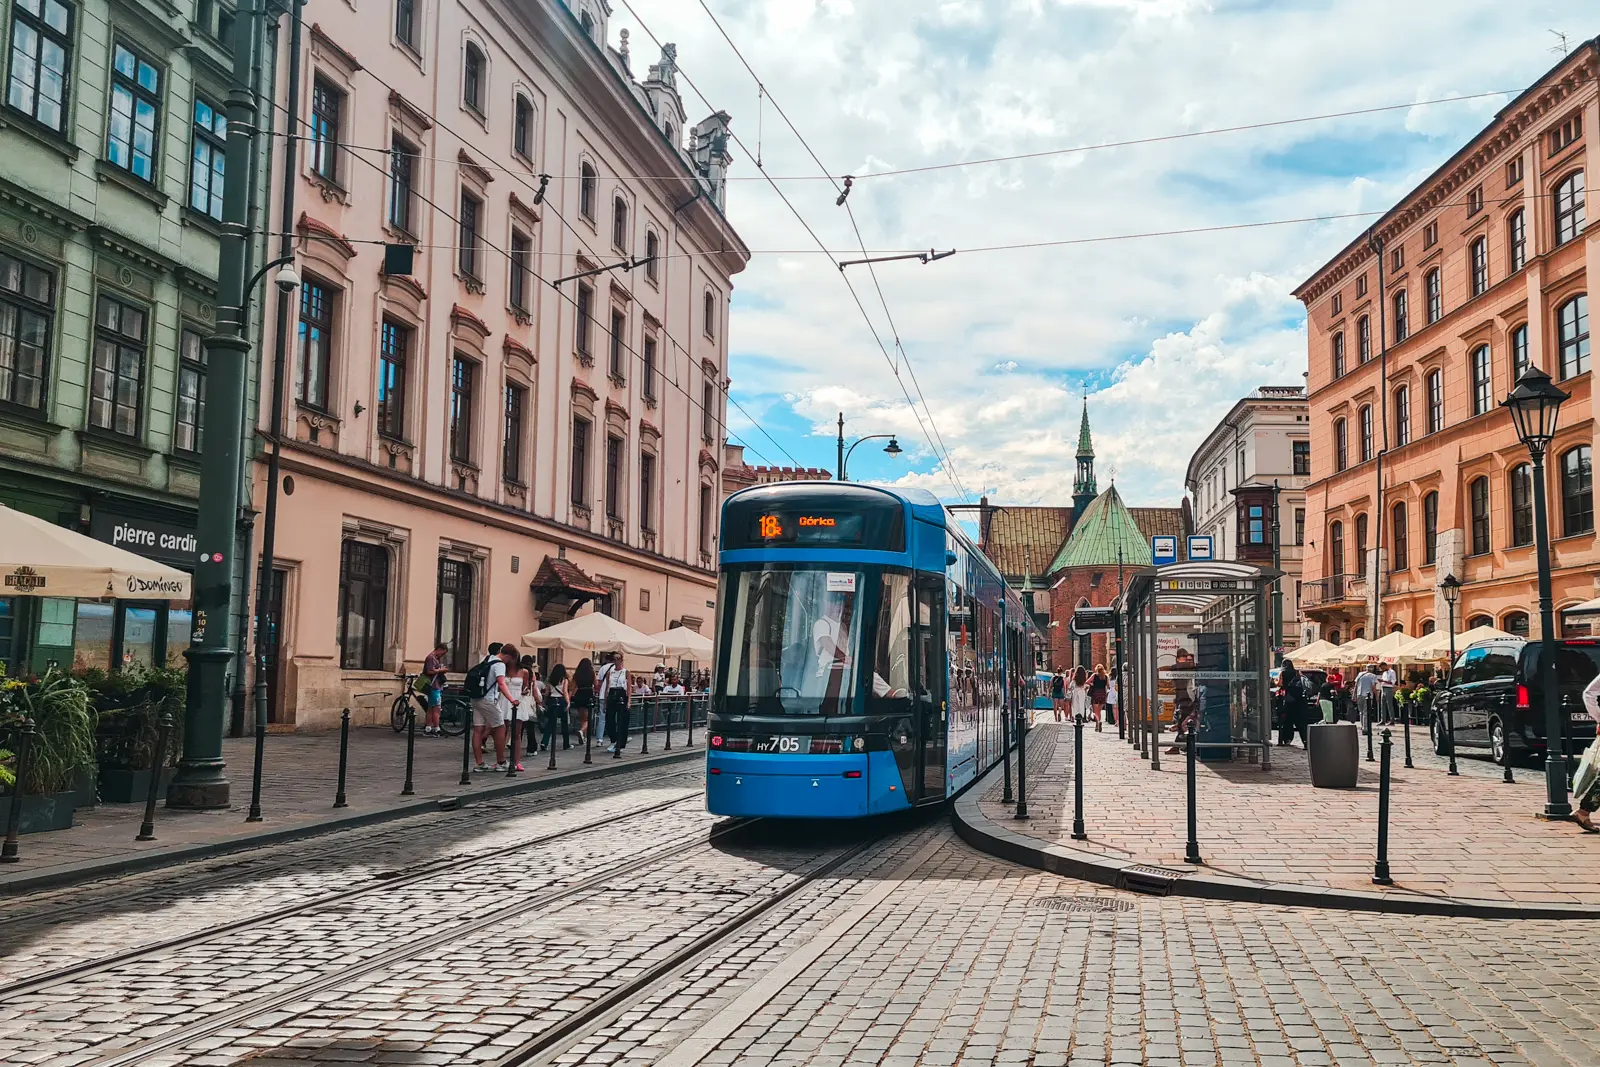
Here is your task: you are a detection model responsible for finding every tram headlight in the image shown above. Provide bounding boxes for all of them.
[852,736,865,752]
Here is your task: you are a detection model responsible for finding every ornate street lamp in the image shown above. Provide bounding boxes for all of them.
[835,411,903,481]
[1501,366,1572,819]
[1440,573,1461,776]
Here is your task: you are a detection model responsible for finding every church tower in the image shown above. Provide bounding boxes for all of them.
[1072,400,1097,519]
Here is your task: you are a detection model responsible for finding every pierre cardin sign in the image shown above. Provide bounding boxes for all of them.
[89,510,198,568]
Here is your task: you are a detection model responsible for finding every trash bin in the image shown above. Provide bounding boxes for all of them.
[1308,721,1359,788]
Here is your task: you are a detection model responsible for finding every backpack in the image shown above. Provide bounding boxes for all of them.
[464,655,496,699]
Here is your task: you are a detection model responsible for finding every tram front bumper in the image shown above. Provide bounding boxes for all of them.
[705,751,911,818]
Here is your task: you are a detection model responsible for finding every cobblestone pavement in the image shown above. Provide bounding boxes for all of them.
[981,722,1600,905]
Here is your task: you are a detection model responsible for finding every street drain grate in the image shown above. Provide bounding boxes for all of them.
[1034,895,1135,914]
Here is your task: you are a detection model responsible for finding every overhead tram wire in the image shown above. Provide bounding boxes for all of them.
[615,0,973,500]
[248,59,803,471]
[249,77,792,471]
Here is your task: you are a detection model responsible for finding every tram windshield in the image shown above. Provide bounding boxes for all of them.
[721,566,864,716]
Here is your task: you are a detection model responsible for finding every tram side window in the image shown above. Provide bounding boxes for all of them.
[871,573,913,708]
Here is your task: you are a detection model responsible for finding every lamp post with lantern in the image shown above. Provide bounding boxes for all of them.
[1501,366,1572,820]
[1441,573,1460,777]
[835,412,903,482]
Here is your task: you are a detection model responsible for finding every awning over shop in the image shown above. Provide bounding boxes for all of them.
[530,555,607,614]
[0,505,191,600]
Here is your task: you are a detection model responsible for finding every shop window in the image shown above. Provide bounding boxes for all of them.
[435,557,474,671]
[1503,611,1530,638]
[338,540,389,671]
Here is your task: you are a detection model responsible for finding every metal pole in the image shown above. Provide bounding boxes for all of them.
[1184,725,1200,864]
[136,711,173,841]
[687,693,695,747]
[1373,727,1394,885]
[1366,698,1375,763]
[1014,708,1029,819]
[1531,450,1571,818]
[1258,585,1272,772]
[460,698,473,785]
[403,706,417,795]
[1271,479,1283,655]
[1071,714,1086,840]
[836,412,845,481]
[334,708,350,807]
[640,693,650,755]
[662,693,671,750]
[505,696,518,778]
[583,693,594,764]
[1001,701,1014,804]
[1402,696,1414,769]
[1446,598,1459,776]
[171,0,265,810]
[0,721,33,862]
[1149,591,1161,771]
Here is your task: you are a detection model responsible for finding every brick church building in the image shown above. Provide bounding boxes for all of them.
[975,403,1189,671]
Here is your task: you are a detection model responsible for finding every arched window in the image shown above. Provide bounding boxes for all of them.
[1469,476,1490,555]
[1426,268,1442,323]
[1421,619,1436,635]
[1394,385,1410,446]
[1358,404,1373,462]
[1334,418,1348,472]
[463,43,485,114]
[1425,369,1443,434]
[1328,628,1342,644]
[1471,344,1491,415]
[1329,521,1344,577]
[644,230,660,283]
[1562,445,1594,536]
[1470,236,1488,297]
[1355,513,1368,565]
[1563,607,1595,638]
[663,121,675,147]
[513,95,533,159]
[1508,209,1526,272]
[1511,323,1530,381]
[1390,622,1405,634]
[1467,615,1493,630]
[1509,463,1533,547]
[1358,315,1371,363]
[1503,611,1530,638]
[1393,289,1409,341]
[1423,490,1438,564]
[1332,331,1345,378]
[612,195,628,251]
[1557,294,1589,379]
[1555,171,1585,246]
[1391,501,1408,570]
[579,162,596,221]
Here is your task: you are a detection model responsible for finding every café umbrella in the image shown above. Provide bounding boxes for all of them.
[0,504,192,600]
[520,611,666,657]
[650,626,714,659]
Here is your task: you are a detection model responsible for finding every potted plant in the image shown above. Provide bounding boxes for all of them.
[87,666,186,804]
[0,665,96,834]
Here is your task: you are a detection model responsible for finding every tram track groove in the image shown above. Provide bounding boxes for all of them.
[0,788,704,1001]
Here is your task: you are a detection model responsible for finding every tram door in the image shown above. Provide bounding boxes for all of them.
[913,575,948,798]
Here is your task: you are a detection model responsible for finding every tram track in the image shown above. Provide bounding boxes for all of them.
[0,784,705,1001]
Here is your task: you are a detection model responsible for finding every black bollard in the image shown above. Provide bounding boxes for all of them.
[1503,752,1515,784]
[1002,707,1014,805]
[1402,703,1414,769]
[547,699,559,771]
[1365,699,1375,763]
[246,696,267,824]
[136,711,173,842]
[1071,714,1086,841]
[402,706,417,795]
[640,696,651,755]
[1373,727,1393,885]
[1446,696,1459,776]
[334,708,351,808]
[687,694,696,748]
[506,698,519,779]
[662,694,671,751]
[1184,724,1201,864]
[460,697,474,786]
[1014,709,1030,820]
[1,721,35,863]
[583,695,593,765]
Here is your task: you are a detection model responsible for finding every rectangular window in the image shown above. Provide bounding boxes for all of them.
[575,281,593,359]
[1424,493,1438,565]
[89,295,145,437]
[509,229,530,312]
[1471,346,1492,416]
[6,0,73,132]
[1357,274,1368,298]
[434,558,474,672]
[377,318,408,439]
[310,78,342,182]
[389,136,416,235]
[1293,507,1305,546]
[1470,478,1490,555]
[188,97,226,220]
[642,335,657,401]
[1512,324,1530,381]
[449,355,474,463]
[458,189,480,280]
[174,328,205,452]
[1292,440,1310,476]
[1563,446,1594,537]
[395,0,416,49]
[1425,270,1441,324]
[296,279,332,409]
[605,433,622,520]
[1359,406,1373,463]
[1466,185,1483,216]
[701,381,715,440]
[1331,293,1342,315]
[0,251,54,410]
[1558,295,1589,380]
[107,41,160,182]
[1423,221,1438,247]
[1426,371,1443,434]
[1392,245,1404,272]
[1510,465,1534,548]
[1551,112,1582,155]
[699,483,712,555]
[704,290,716,338]
[639,450,655,532]
[571,416,590,507]
[609,308,625,379]
[1358,316,1371,363]
[338,540,388,671]
[1392,505,1408,570]
[1393,290,1408,342]
[1556,172,1585,246]
[1470,238,1488,297]
[1246,504,1264,545]
[1508,210,1526,272]
[1394,387,1410,446]
[1331,332,1345,378]
[503,382,525,481]
[1506,156,1523,186]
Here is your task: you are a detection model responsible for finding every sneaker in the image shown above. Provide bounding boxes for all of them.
[513,763,525,772]
[492,762,506,772]
[474,762,488,772]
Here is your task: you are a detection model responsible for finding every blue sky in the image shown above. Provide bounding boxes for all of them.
[610,0,1594,506]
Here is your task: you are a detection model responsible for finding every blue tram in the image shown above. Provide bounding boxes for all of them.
[706,482,1038,818]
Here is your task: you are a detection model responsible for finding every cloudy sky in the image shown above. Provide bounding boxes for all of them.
[608,0,1592,507]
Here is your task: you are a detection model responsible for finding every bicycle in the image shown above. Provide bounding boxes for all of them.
[390,672,470,737]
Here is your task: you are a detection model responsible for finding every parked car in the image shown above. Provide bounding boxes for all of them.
[1431,637,1600,765]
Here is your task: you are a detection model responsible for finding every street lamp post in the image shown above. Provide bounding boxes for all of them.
[835,411,902,481]
[1441,573,1460,777]
[1271,479,1283,657]
[1502,366,1573,820]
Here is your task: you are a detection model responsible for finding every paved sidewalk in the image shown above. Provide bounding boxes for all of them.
[0,719,701,894]
[964,721,1600,915]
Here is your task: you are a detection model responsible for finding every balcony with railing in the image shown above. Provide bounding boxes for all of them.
[1302,573,1369,612]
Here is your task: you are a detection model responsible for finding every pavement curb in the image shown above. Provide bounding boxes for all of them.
[1,747,702,896]
[951,753,1600,921]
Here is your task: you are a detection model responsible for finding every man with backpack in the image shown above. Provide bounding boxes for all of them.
[597,651,631,757]
[466,642,513,772]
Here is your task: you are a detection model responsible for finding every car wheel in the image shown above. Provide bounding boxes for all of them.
[1489,717,1510,765]
[1430,717,1447,756]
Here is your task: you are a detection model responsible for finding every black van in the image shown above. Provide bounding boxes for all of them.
[1431,637,1600,764]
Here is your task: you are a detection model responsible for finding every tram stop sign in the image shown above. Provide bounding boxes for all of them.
[1071,607,1119,635]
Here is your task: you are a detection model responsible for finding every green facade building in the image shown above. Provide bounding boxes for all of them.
[0,0,274,710]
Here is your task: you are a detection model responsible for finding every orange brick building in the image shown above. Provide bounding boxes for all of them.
[1295,41,1598,643]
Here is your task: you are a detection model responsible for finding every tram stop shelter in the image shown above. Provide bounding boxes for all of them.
[1119,560,1282,772]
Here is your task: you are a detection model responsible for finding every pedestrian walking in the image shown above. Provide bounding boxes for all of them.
[517,654,542,760]
[598,651,631,757]
[1353,662,1379,736]
[1068,665,1091,723]
[467,643,513,771]
[1089,664,1108,731]
[572,657,597,744]
[1050,671,1066,722]
[420,641,450,735]
[1275,660,1312,747]
[1105,673,1118,726]
[543,662,572,752]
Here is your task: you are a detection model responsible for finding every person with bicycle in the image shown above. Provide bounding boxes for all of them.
[421,641,449,736]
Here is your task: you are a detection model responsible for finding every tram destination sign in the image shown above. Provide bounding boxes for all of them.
[750,512,866,546]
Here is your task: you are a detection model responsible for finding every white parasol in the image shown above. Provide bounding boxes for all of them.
[0,504,191,599]
[520,611,666,657]
[650,626,714,658]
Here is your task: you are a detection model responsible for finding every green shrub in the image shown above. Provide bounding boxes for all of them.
[0,664,95,795]
[87,665,186,772]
